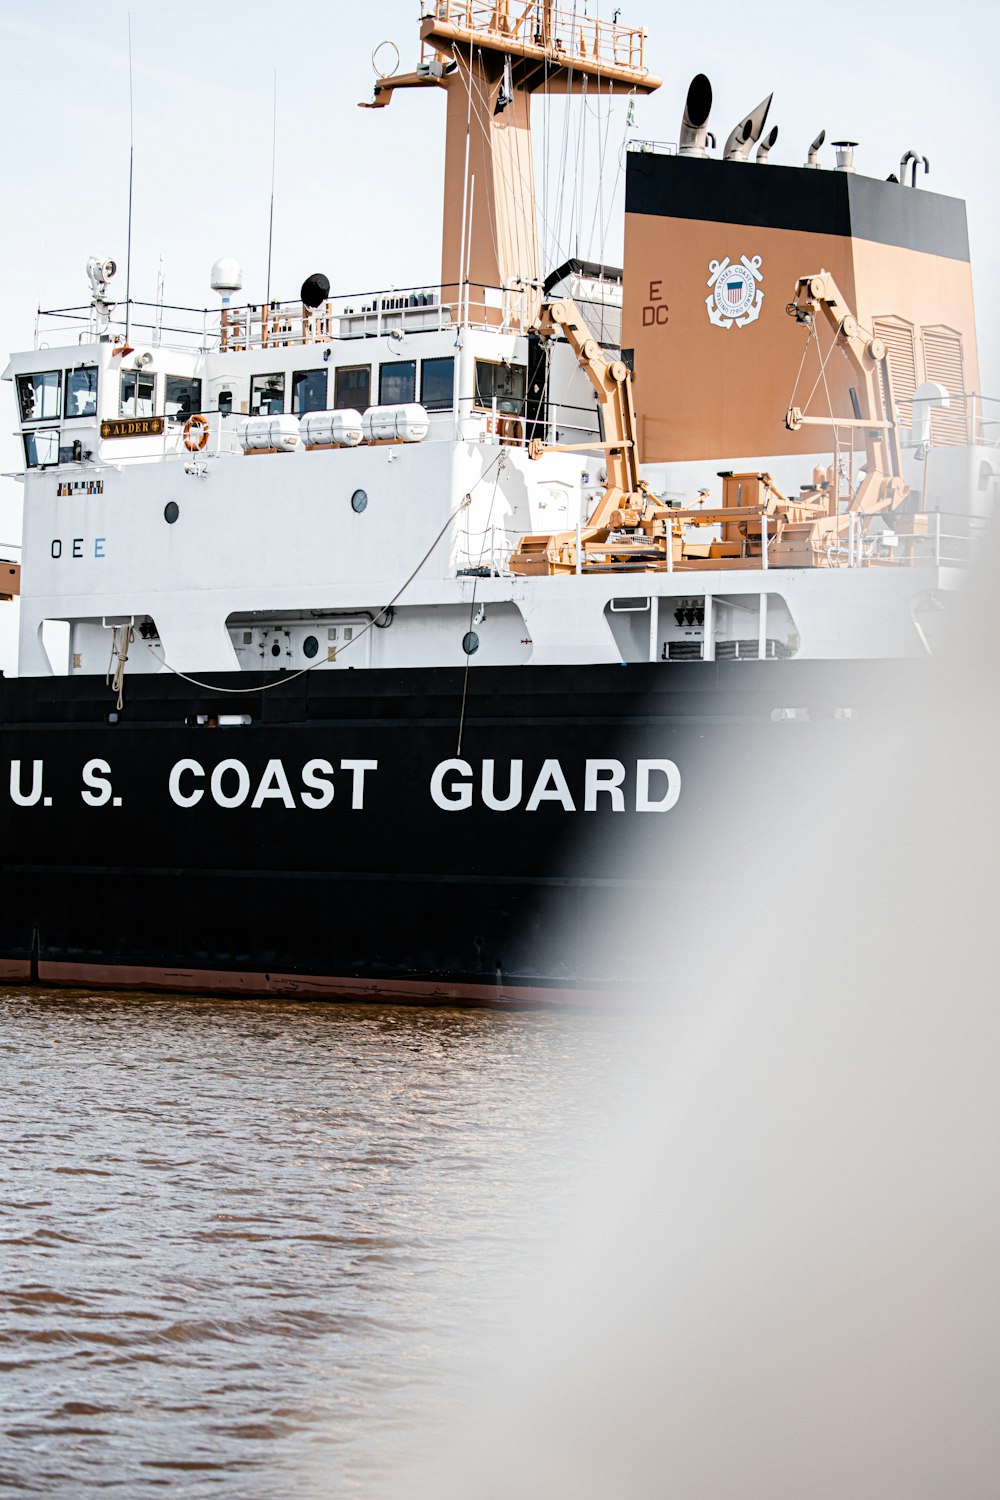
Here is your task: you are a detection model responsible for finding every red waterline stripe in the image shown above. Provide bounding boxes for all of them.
[35,960,599,1008]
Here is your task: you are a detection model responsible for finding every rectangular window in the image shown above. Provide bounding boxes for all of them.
[165,375,203,420]
[421,356,454,411]
[292,368,328,415]
[249,372,285,416]
[17,370,60,423]
[334,365,370,411]
[379,360,416,406]
[23,429,60,468]
[120,370,155,417]
[64,366,98,418]
[475,360,526,414]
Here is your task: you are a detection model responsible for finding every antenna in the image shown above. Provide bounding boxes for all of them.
[124,12,134,344]
[265,71,277,311]
[154,254,164,347]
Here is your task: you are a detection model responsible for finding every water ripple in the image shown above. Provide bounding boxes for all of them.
[0,989,612,1497]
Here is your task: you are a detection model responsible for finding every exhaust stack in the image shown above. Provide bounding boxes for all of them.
[723,92,773,162]
[756,125,778,164]
[805,129,825,168]
[678,73,715,158]
[900,150,930,187]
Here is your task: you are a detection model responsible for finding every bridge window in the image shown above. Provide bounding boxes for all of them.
[379,361,416,406]
[121,370,155,417]
[475,360,525,413]
[17,370,60,423]
[421,356,454,410]
[23,429,60,468]
[64,365,98,418]
[165,375,202,420]
[334,364,370,411]
[292,368,328,415]
[249,372,285,416]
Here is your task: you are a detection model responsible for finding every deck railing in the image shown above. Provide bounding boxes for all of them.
[793,511,981,570]
[422,1,646,72]
[968,393,1000,448]
[34,280,548,356]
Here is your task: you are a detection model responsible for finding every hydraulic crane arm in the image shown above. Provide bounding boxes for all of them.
[529,298,643,514]
[785,271,907,513]
[524,295,650,525]
[510,296,674,574]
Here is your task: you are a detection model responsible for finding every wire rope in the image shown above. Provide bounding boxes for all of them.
[799,323,842,415]
[140,453,508,697]
[456,456,505,755]
[786,321,819,415]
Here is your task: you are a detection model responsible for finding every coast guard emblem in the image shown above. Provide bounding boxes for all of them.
[706,255,764,329]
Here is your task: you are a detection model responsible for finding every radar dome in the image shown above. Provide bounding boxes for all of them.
[210,257,243,294]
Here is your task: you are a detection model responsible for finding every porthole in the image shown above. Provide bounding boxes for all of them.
[164,501,179,524]
[302,634,319,659]
[462,631,480,656]
[351,488,368,514]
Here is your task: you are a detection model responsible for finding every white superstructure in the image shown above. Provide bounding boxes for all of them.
[2,258,992,682]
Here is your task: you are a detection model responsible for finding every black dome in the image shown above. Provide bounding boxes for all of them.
[300,272,331,309]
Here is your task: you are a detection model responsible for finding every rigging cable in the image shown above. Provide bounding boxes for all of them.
[141,454,508,696]
[587,78,617,264]
[456,455,506,756]
[785,320,819,416]
[541,43,550,271]
[455,43,475,312]
[576,72,587,258]
[265,71,277,314]
[124,12,134,346]
[464,48,543,303]
[798,323,841,415]
[459,49,502,306]
[551,35,574,268]
[459,50,562,315]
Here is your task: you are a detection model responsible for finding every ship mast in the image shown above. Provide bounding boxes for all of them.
[361,2,660,318]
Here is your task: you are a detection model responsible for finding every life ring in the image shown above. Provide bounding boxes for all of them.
[486,414,521,444]
[183,414,210,452]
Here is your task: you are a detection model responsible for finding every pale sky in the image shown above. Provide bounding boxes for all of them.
[2,0,998,671]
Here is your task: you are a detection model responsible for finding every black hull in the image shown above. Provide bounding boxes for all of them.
[0,661,921,1003]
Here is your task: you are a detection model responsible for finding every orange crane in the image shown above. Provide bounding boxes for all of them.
[785,270,909,515]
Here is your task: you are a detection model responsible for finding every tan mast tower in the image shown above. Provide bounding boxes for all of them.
[362,3,660,317]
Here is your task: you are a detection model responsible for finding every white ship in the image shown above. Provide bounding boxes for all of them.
[0,2,995,1002]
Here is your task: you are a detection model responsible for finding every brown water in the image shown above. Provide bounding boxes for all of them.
[0,989,612,1497]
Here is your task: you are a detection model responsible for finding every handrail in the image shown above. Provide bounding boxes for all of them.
[422,1,646,72]
[626,138,678,156]
[817,509,979,569]
[34,280,544,354]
